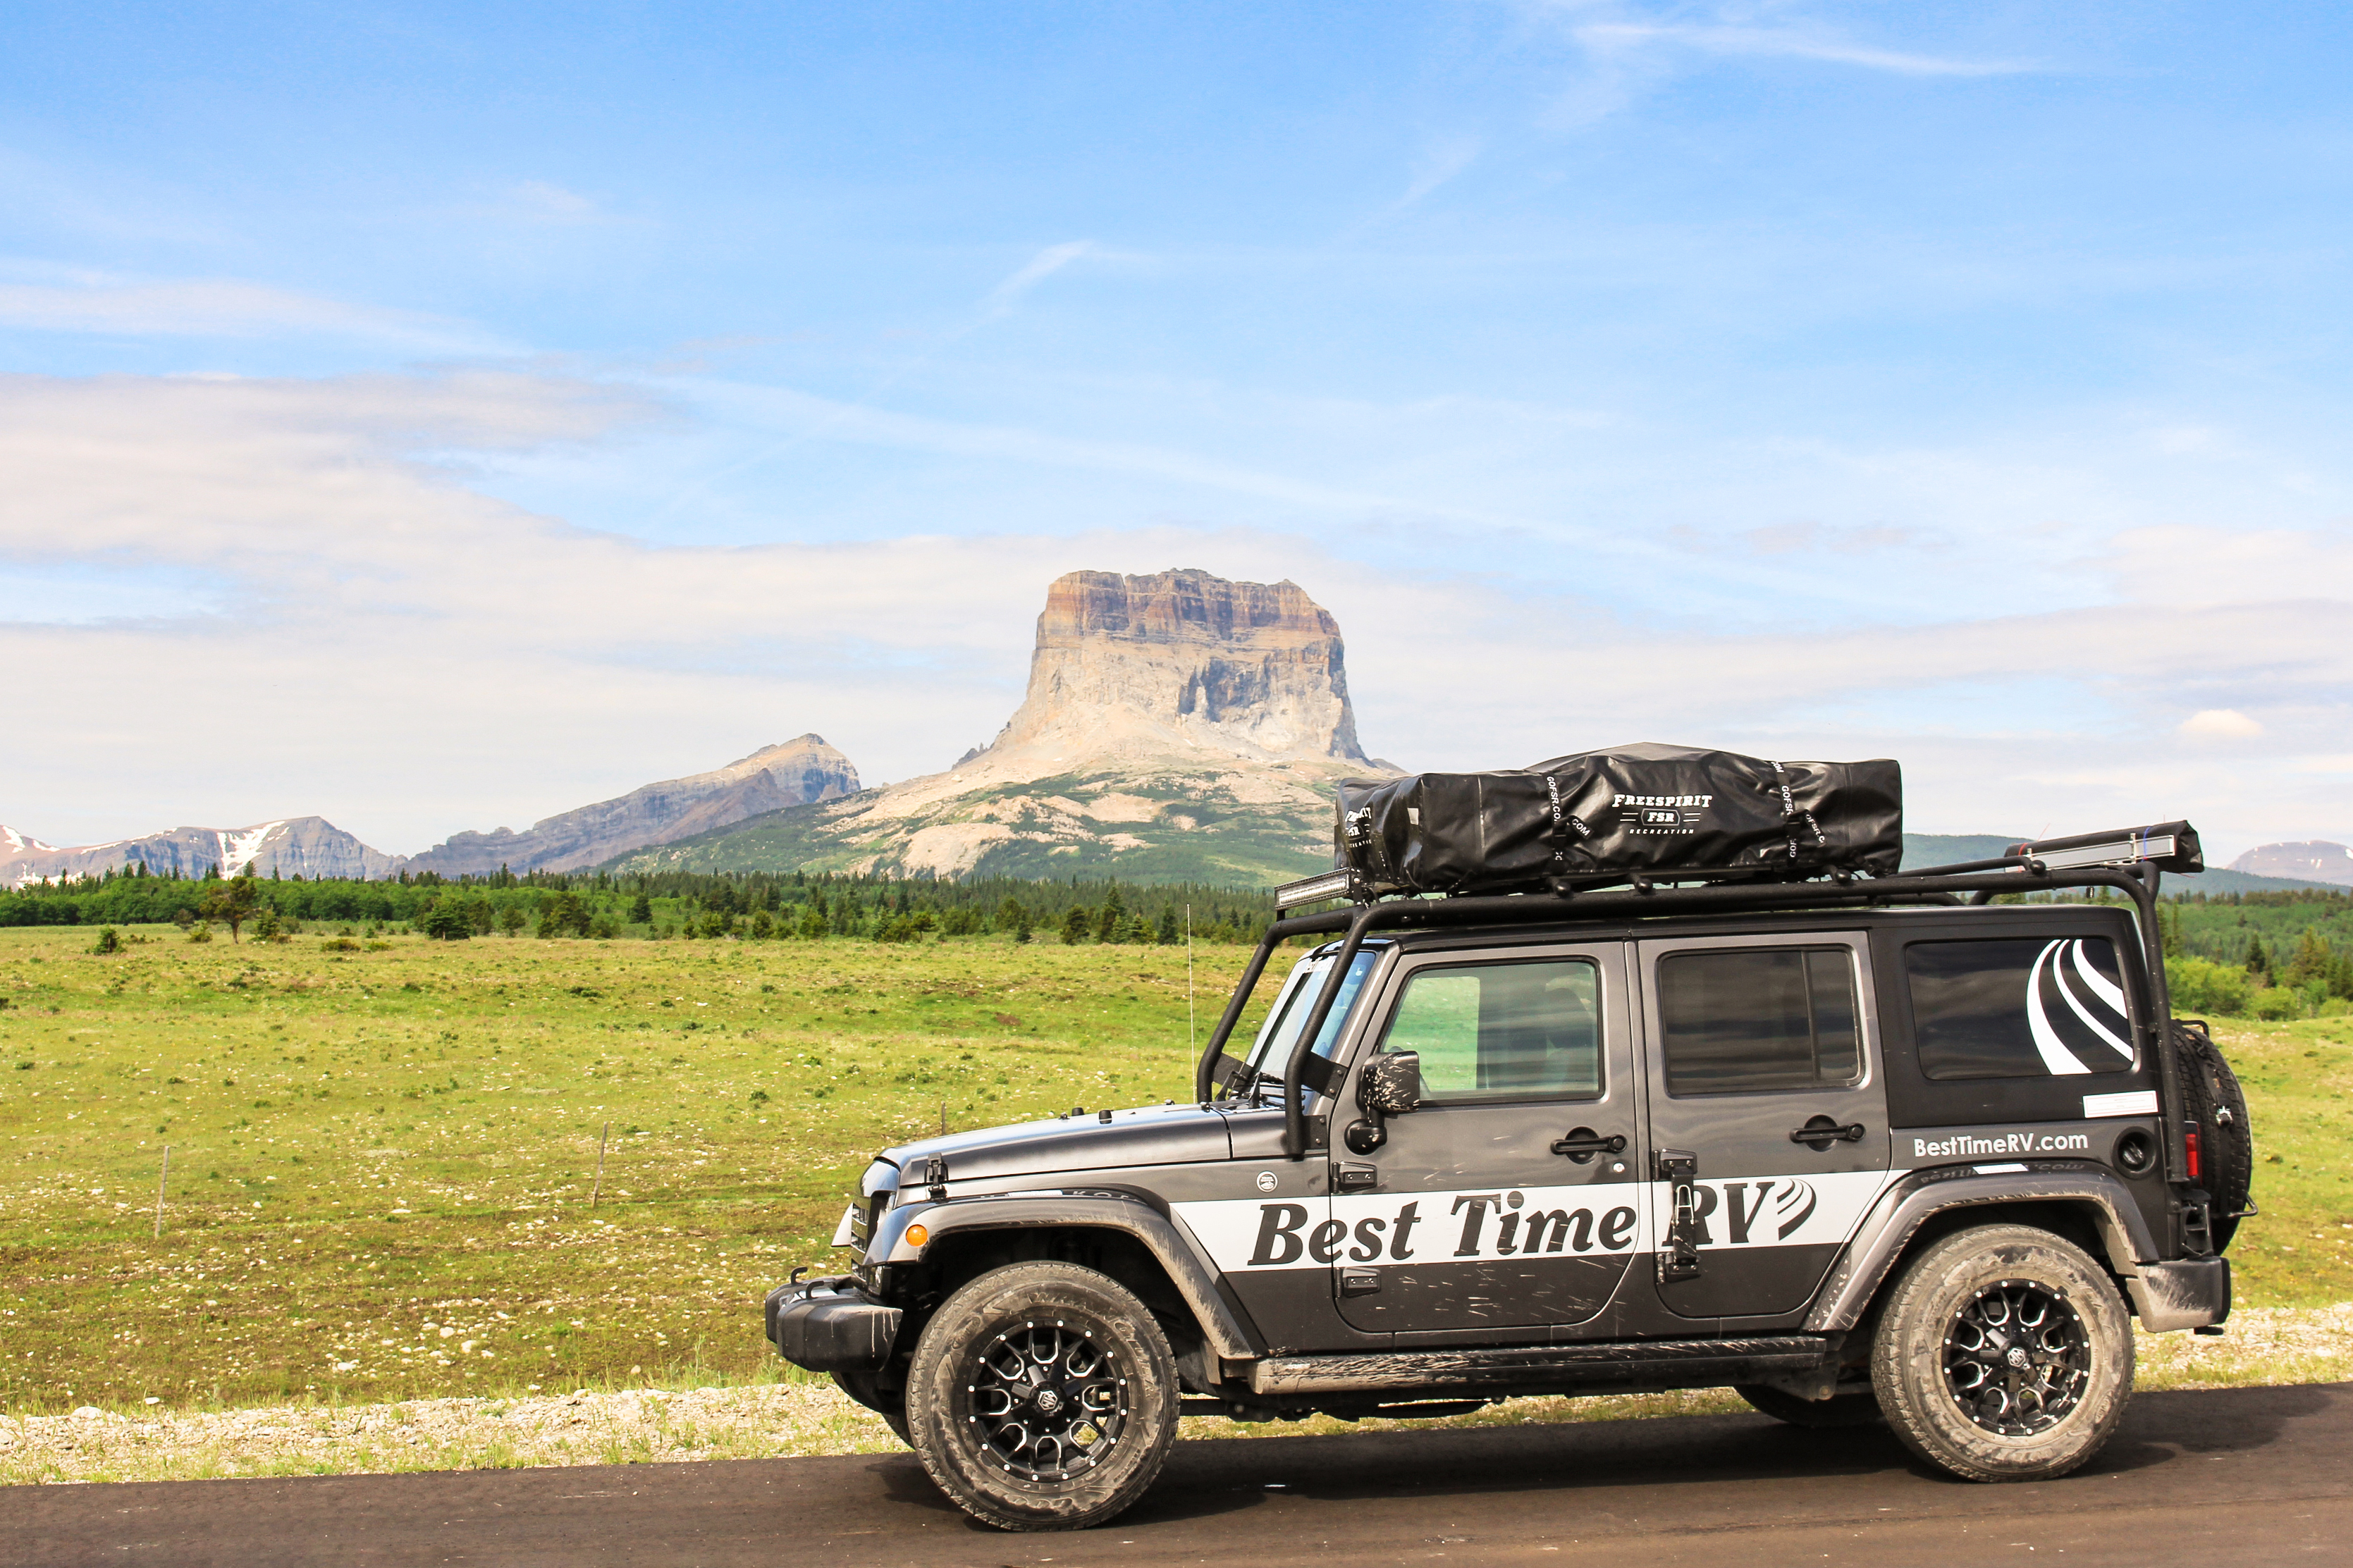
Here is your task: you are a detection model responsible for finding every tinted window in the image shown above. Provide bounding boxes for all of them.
[1382,959,1602,1101]
[1906,937,2134,1080]
[1659,946,1861,1095]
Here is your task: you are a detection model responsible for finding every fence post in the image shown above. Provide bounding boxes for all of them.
[154,1144,171,1238]
[591,1121,610,1208]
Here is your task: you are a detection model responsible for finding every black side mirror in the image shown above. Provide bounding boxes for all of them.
[1360,1050,1421,1116]
[1345,1051,1420,1155]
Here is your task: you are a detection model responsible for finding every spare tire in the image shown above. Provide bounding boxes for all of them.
[2172,1019,2254,1250]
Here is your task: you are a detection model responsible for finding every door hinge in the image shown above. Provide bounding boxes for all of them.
[1335,1163,1380,1192]
[1339,1268,1381,1297]
[1654,1147,1702,1283]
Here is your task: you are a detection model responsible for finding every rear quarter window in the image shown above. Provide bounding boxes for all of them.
[1906,937,2135,1080]
[1876,918,2152,1128]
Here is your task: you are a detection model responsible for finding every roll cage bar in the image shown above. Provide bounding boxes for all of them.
[1195,845,2185,1180]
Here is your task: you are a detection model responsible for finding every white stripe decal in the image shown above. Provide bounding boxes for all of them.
[2026,942,2091,1075]
[1175,1168,1903,1274]
[2056,941,2135,1063]
[2068,939,2130,1017]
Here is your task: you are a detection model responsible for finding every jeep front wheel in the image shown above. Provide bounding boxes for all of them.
[1871,1224,2132,1482]
[903,1261,1180,1531]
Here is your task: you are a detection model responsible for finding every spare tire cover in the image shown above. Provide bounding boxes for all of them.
[2173,1020,2255,1251]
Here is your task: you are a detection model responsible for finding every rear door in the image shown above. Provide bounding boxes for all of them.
[1329,942,1640,1335]
[1637,932,1893,1321]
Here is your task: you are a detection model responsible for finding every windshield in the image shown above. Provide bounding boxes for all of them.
[1243,949,1382,1080]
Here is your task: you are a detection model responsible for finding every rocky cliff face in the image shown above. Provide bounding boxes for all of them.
[405,734,859,876]
[0,816,403,888]
[984,569,1369,767]
[2230,840,2353,887]
[610,571,1396,885]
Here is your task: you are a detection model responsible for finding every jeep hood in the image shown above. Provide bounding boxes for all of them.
[879,1101,1236,1185]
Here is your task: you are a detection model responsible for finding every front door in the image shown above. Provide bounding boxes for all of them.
[1329,943,1641,1335]
[1637,932,1893,1321]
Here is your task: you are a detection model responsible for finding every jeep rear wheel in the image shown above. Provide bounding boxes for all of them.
[903,1261,1179,1531]
[1872,1224,2132,1482]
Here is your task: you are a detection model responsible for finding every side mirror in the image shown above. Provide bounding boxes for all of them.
[1359,1051,1422,1117]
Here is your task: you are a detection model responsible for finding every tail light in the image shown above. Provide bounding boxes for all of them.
[2185,1122,2203,1183]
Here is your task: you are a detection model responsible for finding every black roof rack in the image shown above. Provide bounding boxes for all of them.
[1272,818,2203,915]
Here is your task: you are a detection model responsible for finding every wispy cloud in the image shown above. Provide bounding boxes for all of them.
[982,240,1096,316]
[0,272,498,349]
[1573,21,2032,79]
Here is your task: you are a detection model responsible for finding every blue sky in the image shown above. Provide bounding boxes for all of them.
[3,2,2348,858]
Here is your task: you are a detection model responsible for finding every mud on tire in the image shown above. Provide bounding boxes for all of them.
[904,1261,1180,1531]
[1871,1224,2132,1483]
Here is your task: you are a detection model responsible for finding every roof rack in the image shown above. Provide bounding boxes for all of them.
[1272,818,2204,913]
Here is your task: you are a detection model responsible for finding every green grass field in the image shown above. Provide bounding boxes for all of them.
[0,925,2344,1419]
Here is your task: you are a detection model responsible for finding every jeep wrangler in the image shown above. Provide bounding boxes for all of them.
[765,826,2251,1531]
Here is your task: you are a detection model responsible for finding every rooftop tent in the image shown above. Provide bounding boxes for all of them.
[1331,743,1903,899]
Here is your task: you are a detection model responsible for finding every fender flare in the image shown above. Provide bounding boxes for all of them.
[1806,1166,2195,1333]
[869,1192,1262,1362]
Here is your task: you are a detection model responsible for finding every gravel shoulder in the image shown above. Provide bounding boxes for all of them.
[7,1304,2346,1487]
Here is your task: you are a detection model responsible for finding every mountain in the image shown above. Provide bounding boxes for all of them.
[403,735,859,877]
[608,569,1394,885]
[0,816,402,889]
[2230,841,2353,887]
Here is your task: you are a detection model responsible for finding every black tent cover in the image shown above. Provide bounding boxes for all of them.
[1333,742,1902,897]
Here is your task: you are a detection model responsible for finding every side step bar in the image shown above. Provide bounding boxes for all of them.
[1249,1336,1831,1397]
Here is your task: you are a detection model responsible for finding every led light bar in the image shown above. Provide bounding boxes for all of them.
[1274,870,1358,912]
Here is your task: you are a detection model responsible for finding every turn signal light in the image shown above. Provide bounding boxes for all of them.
[906,1223,929,1247]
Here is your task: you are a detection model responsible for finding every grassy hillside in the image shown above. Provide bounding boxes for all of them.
[1,925,2344,1423]
[604,771,1336,888]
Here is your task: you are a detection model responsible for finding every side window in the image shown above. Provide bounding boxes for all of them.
[1658,946,1861,1095]
[1381,958,1602,1102]
[1905,937,2134,1080]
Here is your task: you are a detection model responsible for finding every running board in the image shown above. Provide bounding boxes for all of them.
[1249,1335,1831,1397]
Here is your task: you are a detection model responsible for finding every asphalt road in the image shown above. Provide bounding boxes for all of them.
[10,1383,2349,1568]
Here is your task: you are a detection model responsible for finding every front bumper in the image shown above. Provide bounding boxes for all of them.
[764,1275,904,1373]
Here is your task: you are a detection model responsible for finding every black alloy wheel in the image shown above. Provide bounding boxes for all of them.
[967,1321,1129,1481]
[1941,1280,2091,1436]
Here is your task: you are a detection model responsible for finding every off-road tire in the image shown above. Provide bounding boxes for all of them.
[831,1369,912,1447]
[904,1261,1180,1531]
[1734,1384,1882,1428]
[1872,1225,2132,1482]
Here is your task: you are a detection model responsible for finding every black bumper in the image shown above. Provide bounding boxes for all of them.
[764,1276,904,1373]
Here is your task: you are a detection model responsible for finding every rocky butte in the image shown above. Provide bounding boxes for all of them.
[614,569,1399,885]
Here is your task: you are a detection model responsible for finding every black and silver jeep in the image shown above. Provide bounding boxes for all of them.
[764,822,2251,1531]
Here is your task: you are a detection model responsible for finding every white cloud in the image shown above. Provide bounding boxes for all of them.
[2179,709,2265,739]
[1,369,2345,861]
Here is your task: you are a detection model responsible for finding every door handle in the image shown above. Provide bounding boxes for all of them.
[1790,1116,1867,1149]
[1549,1129,1628,1163]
